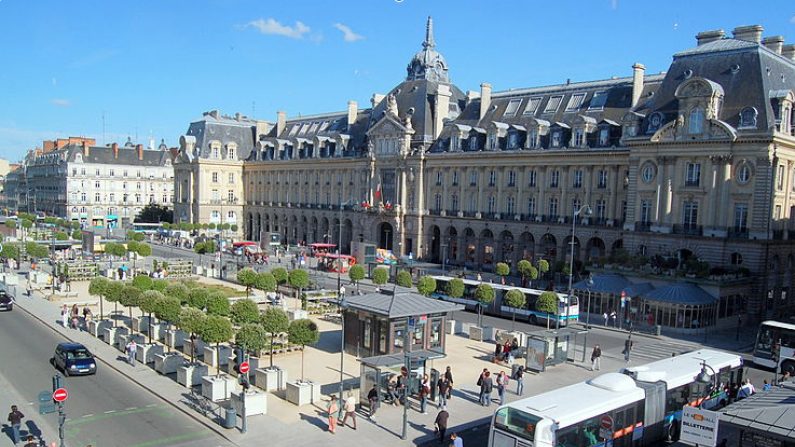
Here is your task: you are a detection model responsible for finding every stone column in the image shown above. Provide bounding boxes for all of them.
[537,168,547,219]
[608,166,618,219]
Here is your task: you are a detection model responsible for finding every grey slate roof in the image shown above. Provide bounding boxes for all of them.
[344,291,463,319]
[572,274,630,294]
[720,381,795,440]
[641,282,716,305]
[65,145,171,167]
[185,112,258,160]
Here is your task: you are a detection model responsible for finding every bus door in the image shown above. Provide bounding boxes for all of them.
[636,381,666,445]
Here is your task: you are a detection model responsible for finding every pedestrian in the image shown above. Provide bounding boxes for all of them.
[494,341,502,362]
[434,406,449,444]
[496,371,508,406]
[623,335,633,363]
[437,376,449,408]
[70,304,79,329]
[514,365,525,396]
[340,392,357,429]
[738,379,756,399]
[602,311,608,326]
[7,404,25,445]
[326,395,338,434]
[444,366,454,400]
[23,435,38,447]
[481,371,493,406]
[419,373,431,414]
[367,384,379,421]
[387,374,400,406]
[610,310,617,327]
[61,304,69,328]
[763,380,772,392]
[477,368,487,406]
[126,339,138,366]
[450,432,464,447]
[591,344,602,371]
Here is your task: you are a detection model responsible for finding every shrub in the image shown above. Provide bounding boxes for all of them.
[396,270,412,288]
[206,292,231,317]
[371,267,388,285]
[230,298,260,326]
[416,275,437,296]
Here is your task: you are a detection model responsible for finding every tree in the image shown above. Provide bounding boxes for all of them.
[5,219,16,229]
[164,282,190,305]
[504,289,527,331]
[104,281,124,328]
[396,270,412,288]
[118,285,142,326]
[260,307,289,369]
[139,290,164,343]
[178,307,206,364]
[288,319,319,382]
[206,292,230,316]
[230,298,260,326]
[235,323,267,358]
[0,244,19,261]
[537,259,550,278]
[416,275,437,297]
[288,269,310,309]
[135,204,173,224]
[88,277,110,321]
[517,260,538,288]
[474,283,495,327]
[372,267,388,286]
[131,275,153,292]
[154,295,182,352]
[25,242,48,259]
[199,315,234,377]
[446,278,465,298]
[135,242,152,257]
[537,291,558,329]
[187,287,209,310]
[126,231,145,242]
[348,264,365,293]
[54,231,68,241]
[255,272,277,294]
[152,279,168,292]
[236,268,258,298]
[230,224,238,232]
[495,262,510,284]
[71,229,83,240]
[271,267,288,285]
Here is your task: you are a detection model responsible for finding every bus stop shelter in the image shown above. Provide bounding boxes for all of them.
[358,349,446,410]
[525,327,589,372]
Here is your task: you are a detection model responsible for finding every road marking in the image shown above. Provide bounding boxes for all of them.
[82,414,94,418]
[103,410,116,414]
[125,406,136,411]
[146,403,158,407]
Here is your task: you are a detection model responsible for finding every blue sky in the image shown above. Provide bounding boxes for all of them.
[0,0,793,161]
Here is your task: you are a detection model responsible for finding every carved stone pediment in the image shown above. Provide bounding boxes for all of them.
[650,119,736,142]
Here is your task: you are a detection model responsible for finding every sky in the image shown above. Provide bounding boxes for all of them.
[0,0,793,162]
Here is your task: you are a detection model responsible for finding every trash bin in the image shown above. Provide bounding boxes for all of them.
[222,406,236,429]
[655,325,662,336]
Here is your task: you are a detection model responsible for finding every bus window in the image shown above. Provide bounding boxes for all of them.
[666,384,690,413]
[494,407,540,442]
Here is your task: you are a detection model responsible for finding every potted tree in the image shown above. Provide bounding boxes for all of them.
[203,293,232,367]
[495,262,510,285]
[285,319,320,406]
[257,307,290,391]
[348,264,365,294]
[232,323,268,416]
[372,267,388,289]
[187,287,209,311]
[139,290,164,344]
[178,307,206,364]
[118,285,142,331]
[472,283,495,341]
[517,260,538,288]
[504,288,526,331]
[231,298,260,326]
[396,270,412,288]
[88,277,111,337]
[152,295,182,373]
[288,269,310,310]
[537,291,558,329]
[416,275,437,297]
[237,268,258,299]
[199,315,236,401]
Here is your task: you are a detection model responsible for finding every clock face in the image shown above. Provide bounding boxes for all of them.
[641,163,656,183]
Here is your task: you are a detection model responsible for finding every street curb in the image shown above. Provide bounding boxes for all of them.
[573,323,662,340]
[14,296,241,447]
[412,416,490,446]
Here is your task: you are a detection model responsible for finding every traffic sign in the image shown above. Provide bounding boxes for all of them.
[600,415,614,430]
[52,388,68,402]
[239,361,250,374]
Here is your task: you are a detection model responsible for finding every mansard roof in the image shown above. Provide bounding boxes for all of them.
[185,111,258,160]
[62,145,172,167]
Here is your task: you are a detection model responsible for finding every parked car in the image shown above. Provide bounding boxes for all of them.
[52,342,97,376]
[0,291,13,311]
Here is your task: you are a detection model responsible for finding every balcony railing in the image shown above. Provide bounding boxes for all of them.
[672,224,703,236]
[635,221,652,232]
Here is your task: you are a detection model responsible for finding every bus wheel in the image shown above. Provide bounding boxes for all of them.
[782,360,795,376]
[529,315,538,325]
[667,421,680,442]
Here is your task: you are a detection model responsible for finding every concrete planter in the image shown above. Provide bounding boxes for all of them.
[112,327,132,351]
[149,323,165,342]
[254,367,287,392]
[136,343,164,364]
[102,326,121,345]
[183,338,205,359]
[287,309,308,322]
[193,265,204,275]
[131,316,152,333]
[482,326,497,342]
[445,320,456,335]
[154,353,185,375]
[201,375,236,402]
[1,273,19,286]
[285,381,321,406]
[165,329,186,348]
[231,389,267,416]
[203,345,232,368]
[469,325,484,342]
[177,363,208,387]
[89,320,112,339]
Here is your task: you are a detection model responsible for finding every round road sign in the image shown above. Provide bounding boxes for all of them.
[239,361,250,374]
[53,388,68,402]
[600,415,614,430]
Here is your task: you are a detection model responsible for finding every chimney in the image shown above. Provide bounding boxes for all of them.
[762,35,785,55]
[112,142,119,159]
[371,93,385,108]
[782,44,795,61]
[434,85,452,139]
[631,63,646,108]
[347,100,358,132]
[136,144,144,161]
[479,82,492,120]
[696,29,725,46]
[255,120,270,141]
[733,25,764,43]
[276,111,286,137]
[82,141,89,157]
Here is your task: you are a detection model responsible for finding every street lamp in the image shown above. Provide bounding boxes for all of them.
[562,204,591,330]
[695,360,718,404]
[585,274,594,329]
[338,286,347,419]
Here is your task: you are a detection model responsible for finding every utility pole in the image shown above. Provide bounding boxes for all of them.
[52,373,67,447]
[401,318,412,440]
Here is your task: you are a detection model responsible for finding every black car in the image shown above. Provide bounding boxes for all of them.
[53,342,97,376]
[0,291,12,311]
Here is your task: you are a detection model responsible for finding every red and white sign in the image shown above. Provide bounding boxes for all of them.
[600,415,614,430]
[239,361,250,374]
[52,388,68,402]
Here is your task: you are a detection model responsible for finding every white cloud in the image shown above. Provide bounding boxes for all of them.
[245,18,310,39]
[333,23,364,42]
[51,99,71,107]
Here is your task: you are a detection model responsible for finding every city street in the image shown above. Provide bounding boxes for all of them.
[0,306,231,447]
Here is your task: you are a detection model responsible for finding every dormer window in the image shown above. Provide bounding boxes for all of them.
[504,99,522,117]
[688,107,704,134]
[507,133,518,149]
[551,131,562,148]
[647,112,664,134]
[738,107,757,129]
[523,97,542,115]
[573,129,585,147]
[527,129,538,149]
[469,135,478,151]
[598,128,609,146]
[544,96,563,113]
[566,93,586,111]
[588,91,608,110]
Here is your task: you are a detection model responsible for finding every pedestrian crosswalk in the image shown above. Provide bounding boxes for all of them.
[629,340,703,361]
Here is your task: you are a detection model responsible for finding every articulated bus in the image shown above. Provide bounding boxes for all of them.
[431,275,577,327]
[489,349,743,447]
[753,320,795,375]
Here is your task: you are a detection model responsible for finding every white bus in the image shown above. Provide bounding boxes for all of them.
[431,275,577,327]
[753,320,795,375]
[489,349,743,447]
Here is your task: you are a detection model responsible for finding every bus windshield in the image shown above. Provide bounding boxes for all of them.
[753,320,795,372]
[494,407,540,442]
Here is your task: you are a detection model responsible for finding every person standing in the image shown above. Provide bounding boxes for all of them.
[514,365,525,396]
[126,339,138,366]
[7,405,25,445]
[61,304,69,328]
[623,335,633,363]
[481,371,493,407]
[450,433,464,447]
[326,395,338,434]
[444,366,454,400]
[340,393,357,429]
[591,344,602,371]
[387,374,400,406]
[477,368,487,406]
[496,371,508,406]
[419,373,431,414]
[367,384,379,422]
[70,304,79,330]
[434,406,449,444]
[610,310,617,327]
[437,375,449,408]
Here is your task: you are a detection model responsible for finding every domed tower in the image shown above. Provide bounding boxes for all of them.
[406,16,450,83]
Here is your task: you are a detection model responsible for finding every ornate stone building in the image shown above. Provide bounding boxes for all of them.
[175,19,795,321]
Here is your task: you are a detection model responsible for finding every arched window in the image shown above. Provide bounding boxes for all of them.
[739,107,758,128]
[688,107,704,134]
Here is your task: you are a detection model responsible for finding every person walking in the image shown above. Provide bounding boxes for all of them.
[477,368,488,406]
[481,371,493,406]
[623,335,633,363]
[450,432,464,447]
[434,406,449,444]
[610,310,617,327]
[326,395,338,434]
[367,384,379,422]
[437,375,450,408]
[125,339,138,366]
[496,371,508,406]
[444,366,454,400]
[70,304,79,330]
[419,373,431,414]
[387,374,400,406]
[602,311,608,326]
[340,393,357,429]
[7,405,25,445]
[514,365,525,396]
[61,304,69,328]
[591,344,602,371]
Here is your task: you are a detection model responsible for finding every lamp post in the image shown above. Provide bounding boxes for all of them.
[585,274,594,329]
[563,204,591,330]
[338,287,347,419]
[695,359,718,405]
